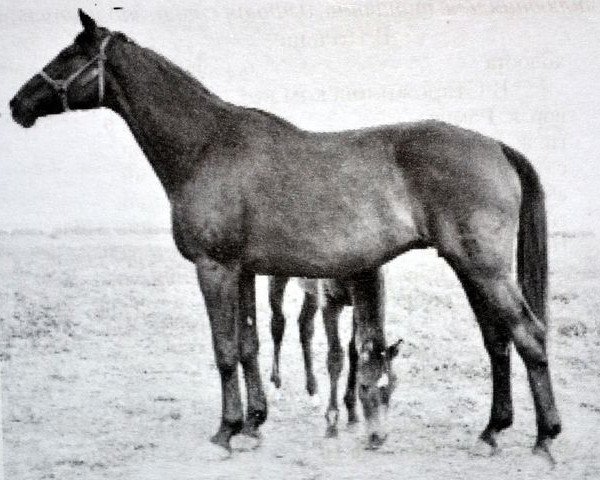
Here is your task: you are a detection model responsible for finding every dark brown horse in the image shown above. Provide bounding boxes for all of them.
[269,276,401,438]
[10,11,561,459]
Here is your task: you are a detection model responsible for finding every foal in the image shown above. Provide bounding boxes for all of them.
[269,275,401,438]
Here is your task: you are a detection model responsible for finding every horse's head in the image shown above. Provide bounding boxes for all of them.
[358,337,402,449]
[10,10,113,128]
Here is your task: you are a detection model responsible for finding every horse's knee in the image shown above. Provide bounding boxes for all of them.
[483,336,511,358]
[215,351,239,376]
[240,337,259,366]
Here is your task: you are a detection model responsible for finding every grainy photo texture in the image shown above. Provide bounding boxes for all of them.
[2,1,599,479]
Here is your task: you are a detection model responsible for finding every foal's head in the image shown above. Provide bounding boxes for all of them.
[358,338,402,449]
[10,10,113,128]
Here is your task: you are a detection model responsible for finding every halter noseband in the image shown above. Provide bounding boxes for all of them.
[39,34,112,112]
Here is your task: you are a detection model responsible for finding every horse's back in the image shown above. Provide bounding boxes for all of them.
[231,117,522,277]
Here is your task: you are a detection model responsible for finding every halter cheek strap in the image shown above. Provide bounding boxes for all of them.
[39,34,112,112]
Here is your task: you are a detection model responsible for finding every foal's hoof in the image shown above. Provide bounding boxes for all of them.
[231,431,262,451]
[347,411,359,426]
[365,432,388,450]
[203,440,233,461]
[306,376,318,396]
[470,438,499,457]
[270,373,281,389]
[210,432,233,454]
[533,439,557,467]
[325,424,338,438]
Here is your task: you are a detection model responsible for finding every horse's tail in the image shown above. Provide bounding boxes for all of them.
[501,143,548,324]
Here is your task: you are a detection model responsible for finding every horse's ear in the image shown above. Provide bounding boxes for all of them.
[78,9,97,34]
[387,338,403,359]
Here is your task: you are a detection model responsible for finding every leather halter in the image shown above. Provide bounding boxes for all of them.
[38,35,112,112]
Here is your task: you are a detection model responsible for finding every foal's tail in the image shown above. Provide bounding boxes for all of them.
[501,143,548,325]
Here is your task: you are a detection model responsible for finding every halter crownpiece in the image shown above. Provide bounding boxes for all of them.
[39,34,112,112]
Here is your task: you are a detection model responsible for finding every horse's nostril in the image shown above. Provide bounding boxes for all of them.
[9,97,16,109]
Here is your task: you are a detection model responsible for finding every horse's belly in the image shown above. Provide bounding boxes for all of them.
[245,211,421,277]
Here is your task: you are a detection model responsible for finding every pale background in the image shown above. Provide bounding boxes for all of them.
[1,0,599,234]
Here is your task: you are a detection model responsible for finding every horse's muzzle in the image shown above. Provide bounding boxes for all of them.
[9,96,37,128]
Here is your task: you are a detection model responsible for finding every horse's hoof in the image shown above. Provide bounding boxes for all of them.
[210,432,233,455]
[231,431,262,451]
[202,439,233,461]
[533,439,557,467]
[470,438,498,457]
[240,419,263,439]
[365,432,387,450]
[347,412,359,425]
[325,424,338,438]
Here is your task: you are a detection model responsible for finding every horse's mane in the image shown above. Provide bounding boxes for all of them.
[91,31,298,131]
[241,106,297,129]
[136,39,226,104]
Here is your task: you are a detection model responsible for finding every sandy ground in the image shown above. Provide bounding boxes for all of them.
[2,232,599,479]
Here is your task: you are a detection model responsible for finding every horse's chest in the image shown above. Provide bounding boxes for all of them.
[170,187,244,263]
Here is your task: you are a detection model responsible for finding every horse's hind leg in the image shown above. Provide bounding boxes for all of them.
[457,272,513,452]
[322,294,345,437]
[298,290,319,396]
[455,270,560,457]
[343,313,359,424]
[269,276,288,389]
[239,271,267,439]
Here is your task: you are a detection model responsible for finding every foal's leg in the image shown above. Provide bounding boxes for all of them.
[321,295,345,437]
[343,315,359,424]
[457,272,513,453]
[459,271,561,459]
[239,271,267,438]
[298,290,319,396]
[269,276,289,389]
[196,256,244,451]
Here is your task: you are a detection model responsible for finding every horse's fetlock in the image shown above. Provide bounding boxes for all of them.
[492,414,513,431]
[221,417,244,436]
[247,407,268,427]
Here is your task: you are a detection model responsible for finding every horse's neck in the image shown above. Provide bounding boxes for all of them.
[104,39,235,194]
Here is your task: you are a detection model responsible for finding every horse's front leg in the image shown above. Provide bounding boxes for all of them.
[239,271,268,438]
[196,256,244,451]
